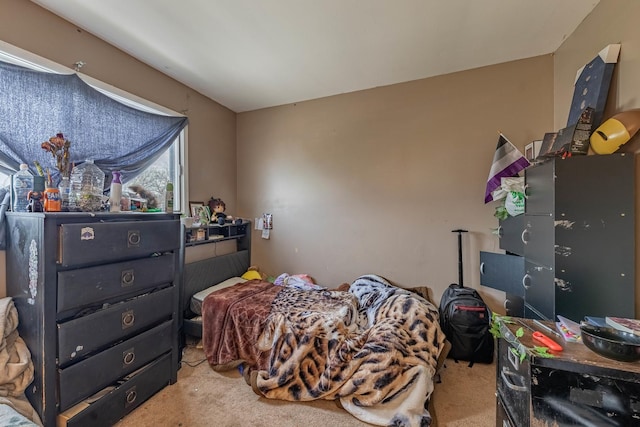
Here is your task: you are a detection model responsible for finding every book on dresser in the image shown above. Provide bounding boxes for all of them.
[605,317,640,335]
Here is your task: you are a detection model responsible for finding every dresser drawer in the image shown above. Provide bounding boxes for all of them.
[498,215,524,256]
[58,286,174,366]
[524,260,555,320]
[497,337,530,427]
[531,365,640,425]
[58,321,173,411]
[57,253,175,315]
[479,251,525,297]
[58,220,180,267]
[58,353,172,427]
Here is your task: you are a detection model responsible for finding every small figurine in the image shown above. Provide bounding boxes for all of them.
[27,189,44,212]
[208,197,228,223]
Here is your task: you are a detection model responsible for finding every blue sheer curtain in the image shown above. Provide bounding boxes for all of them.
[0,60,187,180]
[0,59,188,248]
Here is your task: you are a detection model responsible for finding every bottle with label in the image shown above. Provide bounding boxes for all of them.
[165,181,174,212]
[12,163,34,212]
[69,159,105,212]
[58,176,71,211]
[43,185,61,212]
[110,171,122,212]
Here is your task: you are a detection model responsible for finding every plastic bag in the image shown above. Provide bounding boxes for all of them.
[505,191,525,216]
[493,177,525,217]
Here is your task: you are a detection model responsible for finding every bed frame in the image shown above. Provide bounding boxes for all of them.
[181,249,250,338]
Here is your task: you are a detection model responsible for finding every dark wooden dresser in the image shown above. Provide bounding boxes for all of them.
[497,318,640,426]
[481,153,636,321]
[5,212,182,427]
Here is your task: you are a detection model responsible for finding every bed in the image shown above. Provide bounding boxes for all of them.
[182,253,447,427]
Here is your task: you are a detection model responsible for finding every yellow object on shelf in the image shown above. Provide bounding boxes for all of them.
[590,109,640,154]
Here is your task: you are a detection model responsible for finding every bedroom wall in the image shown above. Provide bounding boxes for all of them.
[0,0,237,296]
[553,0,640,314]
[236,56,554,310]
[237,0,640,311]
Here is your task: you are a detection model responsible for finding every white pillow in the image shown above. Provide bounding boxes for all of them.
[190,277,247,315]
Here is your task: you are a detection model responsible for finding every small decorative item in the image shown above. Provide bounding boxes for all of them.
[567,44,620,129]
[525,140,542,161]
[189,201,204,219]
[41,132,72,178]
[209,197,227,222]
[199,206,211,225]
[27,176,45,212]
[537,132,558,158]
[590,109,640,154]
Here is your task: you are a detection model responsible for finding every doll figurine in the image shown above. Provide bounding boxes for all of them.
[208,197,228,223]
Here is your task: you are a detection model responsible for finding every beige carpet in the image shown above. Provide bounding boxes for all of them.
[115,346,495,427]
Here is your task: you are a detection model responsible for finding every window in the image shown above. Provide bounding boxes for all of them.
[0,41,187,212]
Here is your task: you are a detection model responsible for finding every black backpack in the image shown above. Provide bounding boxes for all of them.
[439,283,494,366]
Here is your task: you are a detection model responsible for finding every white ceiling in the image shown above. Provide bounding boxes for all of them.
[32,0,600,113]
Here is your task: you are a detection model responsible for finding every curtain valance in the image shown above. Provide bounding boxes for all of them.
[0,60,188,181]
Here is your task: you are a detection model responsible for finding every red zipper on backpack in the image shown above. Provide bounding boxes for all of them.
[455,305,486,312]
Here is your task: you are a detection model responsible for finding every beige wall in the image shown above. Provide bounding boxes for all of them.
[237,56,554,310]
[554,0,640,131]
[238,0,640,311]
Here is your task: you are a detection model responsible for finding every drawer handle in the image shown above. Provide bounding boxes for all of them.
[523,184,529,198]
[522,274,531,290]
[521,229,529,244]
[500,367,527,392]
[122,310,135,329]
[121,269,135,287]
[128,230,141,247]
[480,262,485,275]
[497,226,503,238]
[507,347,520,370]
[123,349,136,366]
[125,386,137,407]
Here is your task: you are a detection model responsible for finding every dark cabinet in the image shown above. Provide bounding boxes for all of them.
[497,318,640,426]
[481,154,636,322]
[5,212,182,427]
[498,215,525,256]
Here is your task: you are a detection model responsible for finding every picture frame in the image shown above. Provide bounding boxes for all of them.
[189,201,204,218]
[538,132,558,158]
[199,205,212,224]
[525,140,542,161]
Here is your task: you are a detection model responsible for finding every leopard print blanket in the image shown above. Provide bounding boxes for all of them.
[255,275,446,427]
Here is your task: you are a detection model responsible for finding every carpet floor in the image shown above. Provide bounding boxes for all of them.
[115,346,496,426]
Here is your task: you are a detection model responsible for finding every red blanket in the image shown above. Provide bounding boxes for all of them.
[202,280,280,370]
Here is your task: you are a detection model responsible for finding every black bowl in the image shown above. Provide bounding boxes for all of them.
[580,324,640,362]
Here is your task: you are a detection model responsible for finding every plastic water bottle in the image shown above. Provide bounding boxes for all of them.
[58,176,71,211]
[165,182,174,212]
[110,171,122,212]
[12,163,34,212]
[69,159,105,212]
